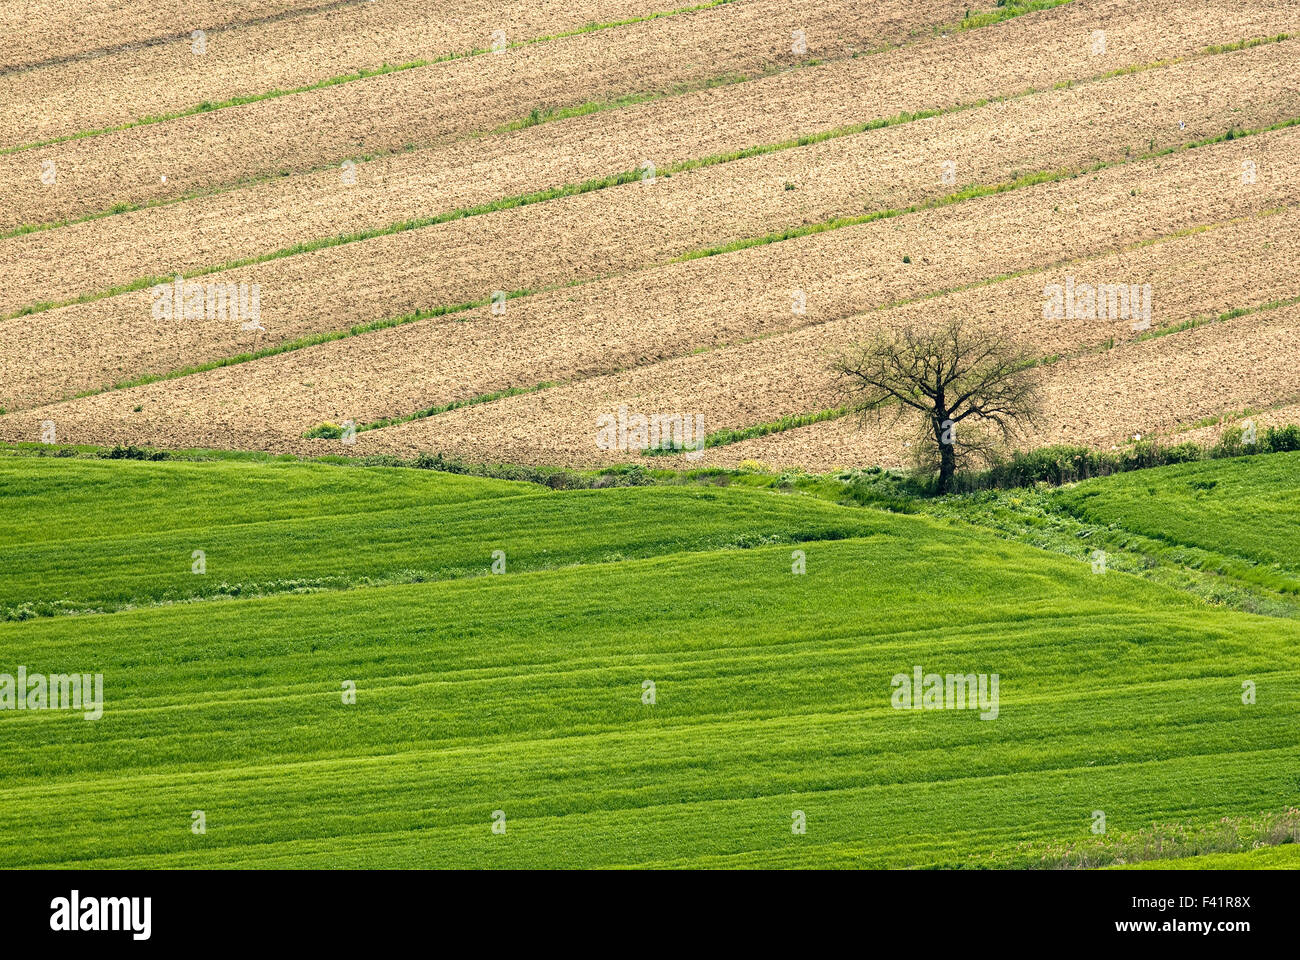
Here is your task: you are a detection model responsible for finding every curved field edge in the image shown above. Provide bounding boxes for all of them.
[1049,453,1300,584]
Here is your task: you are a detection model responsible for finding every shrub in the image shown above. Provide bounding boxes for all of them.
[973,445,1113,489]
[410,450,592,489]
[99,444,167,461]
[1212,426,1245,459]
[1265,424,1300,453]
[1163,442,1204,464]
[304,422,345,439]
[940,423,1297,494]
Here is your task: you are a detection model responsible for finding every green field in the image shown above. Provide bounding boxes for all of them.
[904,451,1300,620]
[1053,452,1300,595]
[1,453,1297,868]
[0,459,881,617]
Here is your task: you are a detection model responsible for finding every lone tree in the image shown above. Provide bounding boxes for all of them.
[832,320,1040,493]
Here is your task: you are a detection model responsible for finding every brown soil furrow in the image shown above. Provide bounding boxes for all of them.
[0,0,725,148]
[704,302,1300,472]
[3,60,1297,412]
[0,1,337,73]
[5,27,1296,317]
[0,0,985,311]
[0,0,931,231]
[324,205,1300,467]
[8,139,1299,456]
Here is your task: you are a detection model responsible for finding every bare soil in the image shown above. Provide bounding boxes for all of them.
[0,0,715,148]
[10,147,1299,460]
[0,0,932,230]
[4,29,1295,316]
[0,0,332,72]
[706,301,1300,471]
[4,70,1297,412]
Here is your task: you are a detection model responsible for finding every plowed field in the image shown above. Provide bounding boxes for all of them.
[1,0,1298,469]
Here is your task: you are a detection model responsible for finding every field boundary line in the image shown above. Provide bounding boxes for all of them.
[0,488,551,548]
[68,625,1288,716]
[0,522,884,621]
[1165,393,1300,439]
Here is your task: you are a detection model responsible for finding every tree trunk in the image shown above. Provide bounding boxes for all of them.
[938,438,956,493]
[934,409,955,493]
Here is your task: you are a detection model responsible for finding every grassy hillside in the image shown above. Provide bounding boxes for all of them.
[889,450,1300,619]
[1,453,1297,868]
[0,455,531,541]
[0,458,883,618]
[1053,451,1300,594]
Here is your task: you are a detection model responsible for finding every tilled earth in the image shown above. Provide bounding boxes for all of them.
[2,0,1299,470]
[0,0,333,72]
[0,0,693,148]
[5,33,1298,316]
[699,301,1300,472]
[4,70,1299,411]
[0,0,928,231]
[12,186,1300,462]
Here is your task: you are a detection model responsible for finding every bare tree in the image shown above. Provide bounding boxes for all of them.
[831,320,1041,493]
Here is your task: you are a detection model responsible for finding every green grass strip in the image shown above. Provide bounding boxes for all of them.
[1202,33,1291,55]
[328,381,562,436]
[641,407,854,455]
[5,107,972,319]
[1132,291,1300,345]
[67,288,549,398]
[957,0,1073,30]
[0,72,757,243]
[671,112,1300,264]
